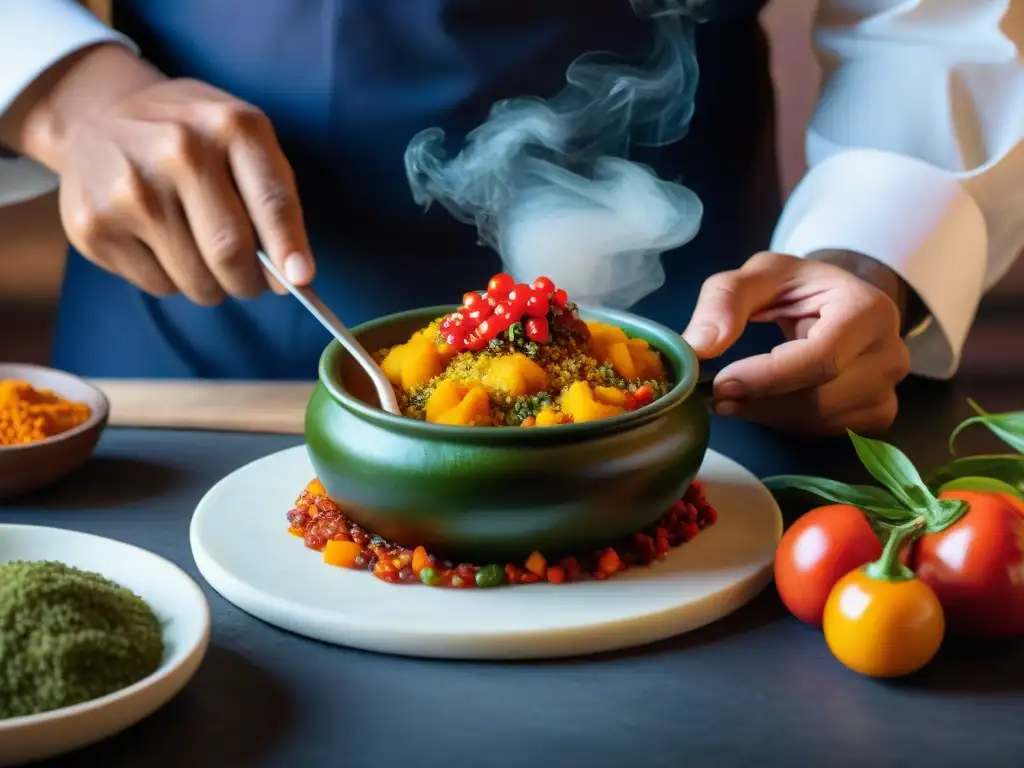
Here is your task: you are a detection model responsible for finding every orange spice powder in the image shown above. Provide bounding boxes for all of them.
[0,380,92,447]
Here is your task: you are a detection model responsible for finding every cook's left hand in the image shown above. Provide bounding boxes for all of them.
[683,251,912,435]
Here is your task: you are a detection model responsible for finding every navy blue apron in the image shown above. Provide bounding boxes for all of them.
[52,0,782,379]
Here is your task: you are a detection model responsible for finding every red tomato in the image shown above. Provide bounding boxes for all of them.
[552,288,569,308]
[525,317,550,343]
[998,492,1024,519]
[531,276,555,294]
[774,504,886,627]
[487,273,515,297]
[524,290,550,318]
[463,292,484,310]
[911,490,1024,640]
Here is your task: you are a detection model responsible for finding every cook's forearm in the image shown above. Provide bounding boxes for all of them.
[7,45,163,172]
[0,0,145,175]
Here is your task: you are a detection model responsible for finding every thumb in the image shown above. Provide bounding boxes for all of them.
[683,256,788,358]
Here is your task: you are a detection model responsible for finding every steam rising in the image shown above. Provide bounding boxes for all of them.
[404,13,702,309]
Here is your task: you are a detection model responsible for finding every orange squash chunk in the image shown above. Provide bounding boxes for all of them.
[483,353,549,397]
[560,381,624,423]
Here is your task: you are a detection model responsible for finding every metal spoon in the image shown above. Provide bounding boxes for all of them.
[257,249,402,416]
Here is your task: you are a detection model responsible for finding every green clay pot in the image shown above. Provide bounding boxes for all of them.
[305,305,710,563]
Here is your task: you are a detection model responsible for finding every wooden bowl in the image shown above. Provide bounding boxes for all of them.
[0,363,109,499]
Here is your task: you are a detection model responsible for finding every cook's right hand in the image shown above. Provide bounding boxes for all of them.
[50,48,315,304]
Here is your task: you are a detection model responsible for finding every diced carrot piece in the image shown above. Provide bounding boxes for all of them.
[411,546,430,575]
[525,551,547,577]
[597,548,622,576]
[546,566,566,584]
[305,478,326,497]
[287,526,305,538]
[559,557,582,581]
[520,416,536,427]
[323,539,363,568]
[633,384,655,407]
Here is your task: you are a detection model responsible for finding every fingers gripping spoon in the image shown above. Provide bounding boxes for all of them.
[257,249,402,416]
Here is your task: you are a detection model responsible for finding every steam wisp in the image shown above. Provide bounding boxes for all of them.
[405,12,703,310]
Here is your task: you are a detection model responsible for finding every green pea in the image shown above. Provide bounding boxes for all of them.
[475,564,507,588]
[419,567,442,587]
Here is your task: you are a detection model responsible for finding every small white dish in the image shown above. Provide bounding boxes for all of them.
[0,525,211,766]
[191,445,782,660]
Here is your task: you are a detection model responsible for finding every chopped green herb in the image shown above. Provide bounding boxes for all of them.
[0,561,164,720]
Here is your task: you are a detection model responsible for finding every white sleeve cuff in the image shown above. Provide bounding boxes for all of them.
[771,148,989,380]
[0,156,58,206]
[0,0,137,115]
[0,0,137,207]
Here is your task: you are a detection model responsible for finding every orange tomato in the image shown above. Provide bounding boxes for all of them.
[912,490,1024,639]
[823,567,944,678]
[774,505,884,627]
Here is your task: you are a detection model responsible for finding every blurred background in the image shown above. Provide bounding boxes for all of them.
[2,0,1021,372]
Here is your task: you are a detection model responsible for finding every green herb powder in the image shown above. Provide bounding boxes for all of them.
[0,560,164,719]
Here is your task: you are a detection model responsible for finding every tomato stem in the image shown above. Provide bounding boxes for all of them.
[865,516,925,583]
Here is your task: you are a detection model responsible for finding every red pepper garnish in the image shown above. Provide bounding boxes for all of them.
[487,272,515,298]
[523,289,549,318]
[531,276,555,295]
[505,284,531,316]
[491,301,517,331]
[524,317,550,344]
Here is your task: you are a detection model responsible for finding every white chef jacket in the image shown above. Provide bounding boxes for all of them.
[1,0,1021,380]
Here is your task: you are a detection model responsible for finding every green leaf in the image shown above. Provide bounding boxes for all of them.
[847,431,942,516]
[927,498,970,533]
[927,454,1024,493]
[762,475,910,524]
[937,475,1024,499]
[948,400,1024,455]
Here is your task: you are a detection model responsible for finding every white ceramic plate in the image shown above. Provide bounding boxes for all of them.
[191,445,782,660]
[0,526,211,767]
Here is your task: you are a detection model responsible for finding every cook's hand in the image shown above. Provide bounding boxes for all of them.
[38,47,313,304]
[683,251,912,435]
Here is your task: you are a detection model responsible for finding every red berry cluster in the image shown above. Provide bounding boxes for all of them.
[439,273,570,352]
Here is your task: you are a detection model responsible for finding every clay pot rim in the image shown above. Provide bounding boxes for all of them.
[316,303,701,445]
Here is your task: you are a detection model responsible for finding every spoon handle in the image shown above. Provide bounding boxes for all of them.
[256,250,401,415]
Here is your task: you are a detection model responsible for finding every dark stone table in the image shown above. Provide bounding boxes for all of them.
[5,310,1024,766]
